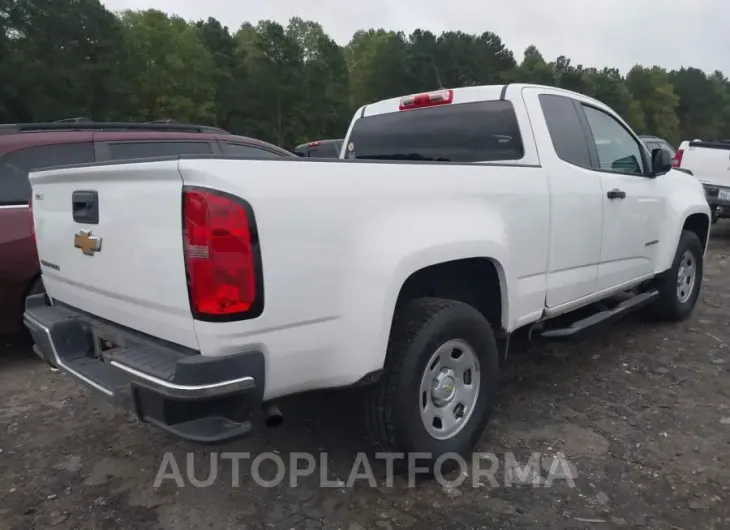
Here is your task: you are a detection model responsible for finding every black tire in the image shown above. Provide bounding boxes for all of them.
[365,297,499,475]
[650,230,703,321]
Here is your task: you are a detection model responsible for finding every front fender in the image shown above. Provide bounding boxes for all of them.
[655,173,711,273]
[337,199,511,378]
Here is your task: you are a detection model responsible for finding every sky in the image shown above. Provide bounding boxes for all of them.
[102,0,730,76]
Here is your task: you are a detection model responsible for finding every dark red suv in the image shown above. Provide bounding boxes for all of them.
[0,119,294,334]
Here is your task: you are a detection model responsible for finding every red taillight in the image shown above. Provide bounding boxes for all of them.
[399,89,454,111]
[307,141,320,147]
[182,187,262,320]
[672,149,684,168]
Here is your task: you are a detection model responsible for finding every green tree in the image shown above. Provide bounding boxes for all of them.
[405,29,442,92]
[669,67,728,141]
[234,20,304,146]
[435,31,515,88]
[2,0,127,121]
[194,17,242,130]
[2,9,730,148]
[287,18,350,141]
[346,30,411,107]
[117,9,216,123]
[626,65,680,143]
[516,46,555,85]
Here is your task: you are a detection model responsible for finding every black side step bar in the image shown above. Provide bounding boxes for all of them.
[538,290,659,341]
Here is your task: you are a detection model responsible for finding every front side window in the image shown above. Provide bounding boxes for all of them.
[0,142,94,205]
[583,106,644,175]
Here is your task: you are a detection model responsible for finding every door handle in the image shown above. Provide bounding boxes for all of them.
[72,190,99,224]
[607,189,626,199]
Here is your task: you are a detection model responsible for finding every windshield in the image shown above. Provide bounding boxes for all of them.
[345,100,524,163]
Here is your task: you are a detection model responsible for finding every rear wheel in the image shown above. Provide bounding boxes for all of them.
[365,297,499,474]
[650,230,703,321]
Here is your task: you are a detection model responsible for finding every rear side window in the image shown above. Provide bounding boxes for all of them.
[0,143,94,205]
[539,94,592,168]
[347,101,524,162]
[108,141,212,160]
[222,142,285,158]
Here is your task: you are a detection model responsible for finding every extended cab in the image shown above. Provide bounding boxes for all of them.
[674,139,730,222]
[24,84,710,469]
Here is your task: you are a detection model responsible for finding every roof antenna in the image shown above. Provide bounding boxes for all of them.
[431,57,445,90]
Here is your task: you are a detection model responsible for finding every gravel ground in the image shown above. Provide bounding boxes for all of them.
[2,227,730,530]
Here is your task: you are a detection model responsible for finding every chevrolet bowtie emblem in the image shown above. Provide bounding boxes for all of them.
[74,230,102,256]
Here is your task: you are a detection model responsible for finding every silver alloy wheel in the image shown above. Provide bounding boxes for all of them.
[419,339,481,440]
[676,249,697,304]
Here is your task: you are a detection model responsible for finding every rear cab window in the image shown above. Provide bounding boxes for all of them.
[0,142,94,205]
[346,100,524,162]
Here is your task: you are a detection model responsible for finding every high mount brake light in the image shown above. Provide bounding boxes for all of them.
[672,149,684,168]
[307,141,320,147]
[182,187,263,321]
[399,89,454,111]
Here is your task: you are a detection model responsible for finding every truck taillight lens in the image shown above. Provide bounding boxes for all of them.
[182,187,263,320]
[672,149,684,168]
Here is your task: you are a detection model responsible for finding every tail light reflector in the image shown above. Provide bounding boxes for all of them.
[672,149,684,168]
[182,187,263,320]
[399,89,453,111]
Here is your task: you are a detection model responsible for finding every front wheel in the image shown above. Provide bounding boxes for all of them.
[365,297,499,474]
[650,230,703,321]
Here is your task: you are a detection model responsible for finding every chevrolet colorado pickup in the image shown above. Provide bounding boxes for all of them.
[24,84,710,470]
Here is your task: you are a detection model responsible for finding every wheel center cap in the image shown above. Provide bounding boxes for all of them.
[432,370,456,405]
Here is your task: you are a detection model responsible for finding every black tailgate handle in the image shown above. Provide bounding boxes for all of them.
[72,190,99,224]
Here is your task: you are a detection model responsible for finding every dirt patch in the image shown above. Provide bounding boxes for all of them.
[2,227,730,529]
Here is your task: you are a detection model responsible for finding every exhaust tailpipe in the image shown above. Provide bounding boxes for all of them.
[263,404,283,427]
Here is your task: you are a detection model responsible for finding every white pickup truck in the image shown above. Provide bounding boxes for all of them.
[674,139,730,223]
[24,84,710,470]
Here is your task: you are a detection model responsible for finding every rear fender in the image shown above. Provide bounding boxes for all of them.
[339,202,510,378]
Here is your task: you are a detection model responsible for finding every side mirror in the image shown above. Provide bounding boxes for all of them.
[651,148,672,175]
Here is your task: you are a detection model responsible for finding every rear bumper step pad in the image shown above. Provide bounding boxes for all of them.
[23,294,264,443]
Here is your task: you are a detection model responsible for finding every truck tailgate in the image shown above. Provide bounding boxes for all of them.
[683,144,730,187]
[29,160,199,350]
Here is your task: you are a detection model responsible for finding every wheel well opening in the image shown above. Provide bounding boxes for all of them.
[683,213,710,251]
[395,258,503,330]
